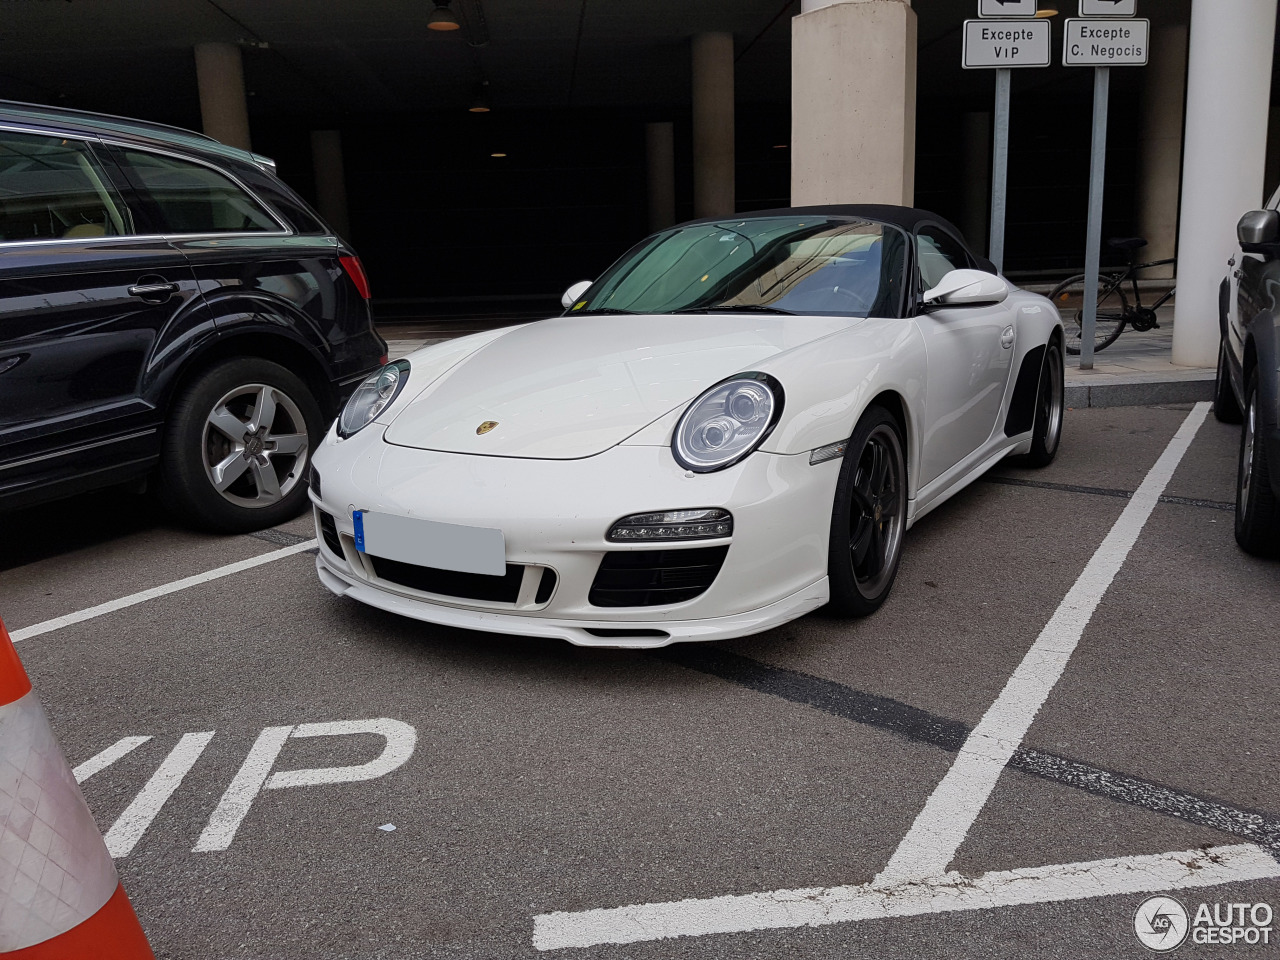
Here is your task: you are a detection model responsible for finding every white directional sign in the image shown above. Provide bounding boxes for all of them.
[979,0,1037,17]
[1080,0,1137,16]
[1063,18,1149,66]
[963,19,1052,68]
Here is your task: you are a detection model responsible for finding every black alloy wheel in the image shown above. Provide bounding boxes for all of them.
[1019,339,1065,468]
[827,405,907,617]
[1235,371,1280,556]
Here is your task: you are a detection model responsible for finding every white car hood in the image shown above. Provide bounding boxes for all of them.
[383,313,856,458]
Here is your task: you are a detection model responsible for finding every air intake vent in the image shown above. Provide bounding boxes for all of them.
[588,546,729,607]
[318,511,342,558]
[369,557,524,603]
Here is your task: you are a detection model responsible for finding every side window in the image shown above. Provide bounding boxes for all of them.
[916,227,971,291]
[0,130,130,242]
[117,148,280,234]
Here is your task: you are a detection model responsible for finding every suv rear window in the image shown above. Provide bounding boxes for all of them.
[0,130,130,242]
[118,148,280,235]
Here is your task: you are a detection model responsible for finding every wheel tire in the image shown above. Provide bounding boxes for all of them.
[826,405,908,618]
[1019,339,1065,468]
[1213,338,1243,424]
[1235,371,1280,557]
[159,358,324,533]
[1047,273,1128,356]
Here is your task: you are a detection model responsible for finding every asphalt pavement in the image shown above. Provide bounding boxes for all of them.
[1,402,1277,959]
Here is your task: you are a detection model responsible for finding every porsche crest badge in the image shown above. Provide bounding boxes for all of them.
[476,420,499,435]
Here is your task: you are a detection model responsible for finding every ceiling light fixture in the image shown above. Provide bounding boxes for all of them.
[427,1,462,32]
[1035,3,1059,16]
[469,81,492,113]
[490,152,507,158]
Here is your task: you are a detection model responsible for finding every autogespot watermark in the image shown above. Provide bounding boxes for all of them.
[1134,896,1274,951]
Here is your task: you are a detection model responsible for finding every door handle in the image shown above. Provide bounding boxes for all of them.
[127,282,179,299]
[1000,325,1015,349]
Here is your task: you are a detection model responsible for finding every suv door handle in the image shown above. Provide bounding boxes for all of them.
[127,281,179,300]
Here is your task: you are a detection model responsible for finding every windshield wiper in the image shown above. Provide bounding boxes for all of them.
[674,305,796,315]
[575,308,636,315]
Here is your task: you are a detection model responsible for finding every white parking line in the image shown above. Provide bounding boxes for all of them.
[73,735,152,783]
[533,845,1280,951]
[532,402,1220,950]
[8,540,317,642]
[879,401,1211,882]
[104,731,214,858]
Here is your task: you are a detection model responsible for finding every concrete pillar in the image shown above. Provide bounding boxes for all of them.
[1137,25,1189,281]
[1173,0,1277,367]
[194,42,251,151]
[310,130,350,240]
[646,122,676,232]
[692,33,735,219]
[961,112,991,258]
[792,0,916,207]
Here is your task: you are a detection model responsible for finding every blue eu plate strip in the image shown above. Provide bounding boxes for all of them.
[353,511,366,552]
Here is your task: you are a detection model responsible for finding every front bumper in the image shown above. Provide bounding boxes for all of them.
[309,426,838,647]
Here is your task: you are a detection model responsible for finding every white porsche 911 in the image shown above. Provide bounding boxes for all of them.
[310,205,1064,648]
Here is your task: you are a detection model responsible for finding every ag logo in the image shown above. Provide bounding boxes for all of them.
[1135,896,1190,952]
[476,421,498,435]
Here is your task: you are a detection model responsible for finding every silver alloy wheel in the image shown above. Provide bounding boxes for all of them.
[202,383,309,508]
[1241,390,1257,507]
[1041,345,1064,455]
[848,423,906,599]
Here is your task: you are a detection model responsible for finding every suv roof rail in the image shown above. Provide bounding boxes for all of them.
[0,98,277,174]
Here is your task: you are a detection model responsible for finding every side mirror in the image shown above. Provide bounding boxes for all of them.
[561,280,593,311]
[921,269,1009,309]
[1238,210,1279,250]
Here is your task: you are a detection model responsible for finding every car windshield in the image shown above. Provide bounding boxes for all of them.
[573,217,907,318]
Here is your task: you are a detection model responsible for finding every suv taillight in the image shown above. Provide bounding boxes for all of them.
[339,255,372,300]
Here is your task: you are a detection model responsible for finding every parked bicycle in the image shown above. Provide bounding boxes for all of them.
[1047,237,1176,355]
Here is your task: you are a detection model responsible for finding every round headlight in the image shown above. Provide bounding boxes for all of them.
[338,360,410,438]
[673,375,782,472]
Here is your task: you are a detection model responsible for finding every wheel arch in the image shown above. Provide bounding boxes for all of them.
[166,330,338,422]
[866,388,913,477]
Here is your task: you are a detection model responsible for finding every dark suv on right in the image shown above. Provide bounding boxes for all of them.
[0,100,386,532]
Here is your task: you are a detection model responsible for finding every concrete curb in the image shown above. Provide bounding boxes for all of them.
[1065,373,1214,408]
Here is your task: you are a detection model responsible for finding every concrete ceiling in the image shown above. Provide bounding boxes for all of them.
[0,0,798,124]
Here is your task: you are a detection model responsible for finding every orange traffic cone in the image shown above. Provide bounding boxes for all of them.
[1,617,155,958]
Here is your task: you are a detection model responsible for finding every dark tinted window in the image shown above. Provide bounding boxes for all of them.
[0,131,130,242]
[119,148,279,234]
[916,226,972,290]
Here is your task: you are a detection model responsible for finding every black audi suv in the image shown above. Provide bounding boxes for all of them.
[0,101,386,532]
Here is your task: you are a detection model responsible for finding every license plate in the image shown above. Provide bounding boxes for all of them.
[353,511,506,576]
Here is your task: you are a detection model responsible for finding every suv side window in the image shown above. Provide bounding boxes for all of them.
[116,148,280,235]
[916,226,971,291]
[0,130,131,242]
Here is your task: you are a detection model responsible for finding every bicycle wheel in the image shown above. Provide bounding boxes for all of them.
[1047,274,1128,355]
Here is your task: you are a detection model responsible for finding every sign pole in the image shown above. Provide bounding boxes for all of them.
[989,67,1011,273]
[1080,65,1110,370]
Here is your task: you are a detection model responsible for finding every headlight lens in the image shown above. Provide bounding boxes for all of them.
[673,374,782,472]
[338,360,410,438]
